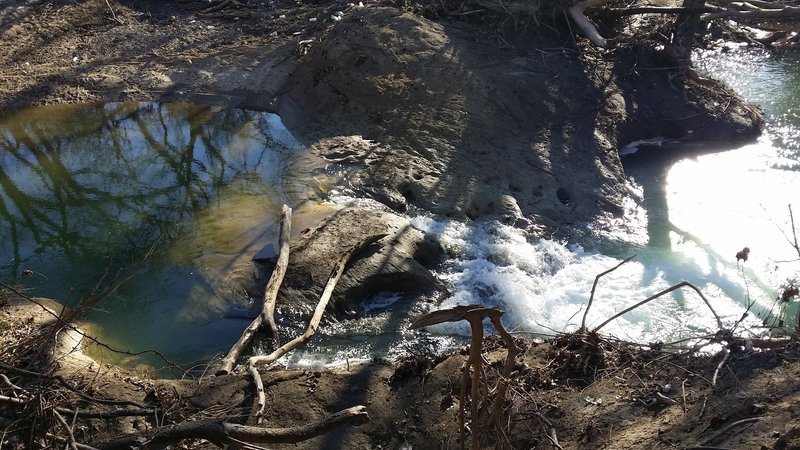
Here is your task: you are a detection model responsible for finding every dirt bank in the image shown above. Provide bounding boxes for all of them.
[3,1,796,449]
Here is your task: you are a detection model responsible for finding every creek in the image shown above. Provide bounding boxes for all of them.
[0,103,332,371]
[1,48,798,375]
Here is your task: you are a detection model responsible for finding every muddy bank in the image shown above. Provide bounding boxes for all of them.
[3,294,800,449]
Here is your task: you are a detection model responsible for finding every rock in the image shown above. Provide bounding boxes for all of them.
[267,206,444,319]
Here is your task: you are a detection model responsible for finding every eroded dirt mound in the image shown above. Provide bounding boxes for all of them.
[279,7,631,226]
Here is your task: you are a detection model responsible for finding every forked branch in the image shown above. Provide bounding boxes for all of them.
[581,255,636,331]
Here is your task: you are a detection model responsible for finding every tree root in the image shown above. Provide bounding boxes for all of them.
[92,406,369,449]
[410,305,520,450]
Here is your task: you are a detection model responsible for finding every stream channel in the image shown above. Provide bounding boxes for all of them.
[1,48,798,376]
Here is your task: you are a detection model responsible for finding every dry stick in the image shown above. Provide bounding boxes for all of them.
[409,306,516,450]
[216,205,292,376]
[261,204,292,347]
[681,379,688,414]
[248,234,387,421]
[700,417,761,447]
[711,348,730,387]
[466,316,483,450]
[52,410,81,450]
[580,255,636,331]
[93,406,369,449]
[593,281,723,333]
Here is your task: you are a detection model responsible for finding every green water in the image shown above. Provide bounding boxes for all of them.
[0,102,327,372]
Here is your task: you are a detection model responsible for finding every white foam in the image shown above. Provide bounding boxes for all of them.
[410,215,761,344]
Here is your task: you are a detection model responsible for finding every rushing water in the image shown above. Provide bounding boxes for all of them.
[0,103,331,371]
[2,48,798,374]
[290,47,800,365]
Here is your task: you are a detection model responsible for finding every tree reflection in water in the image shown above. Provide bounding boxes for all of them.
[0,102,314,369]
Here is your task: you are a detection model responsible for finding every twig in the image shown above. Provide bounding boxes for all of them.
[0,395,25,406]
[711,348,730,387]
[593,281,723,333]
[681,379,688,414]
[52,410,81,450]
[103,0,122,24]
[0,374,23,391]
[202,0,234,14]
[700,417,761,446]
[544,426,565,450]
[581,255,636,331]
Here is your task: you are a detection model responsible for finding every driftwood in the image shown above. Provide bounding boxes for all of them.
[217,205,292,376]
[410,305,519,450]
[247,233,387,422]
[262,204,292,346]
[92,406,369,449]
[703,3,800,20]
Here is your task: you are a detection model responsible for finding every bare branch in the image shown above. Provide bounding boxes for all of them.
[217,205,291,376]
[581,255,636,331]
[262,204,292,345]
[593,281,723,333]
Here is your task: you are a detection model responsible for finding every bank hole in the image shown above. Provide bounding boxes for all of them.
[556,187,571,205]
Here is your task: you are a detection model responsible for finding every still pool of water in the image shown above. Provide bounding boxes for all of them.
[0,102,333,371]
